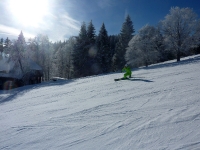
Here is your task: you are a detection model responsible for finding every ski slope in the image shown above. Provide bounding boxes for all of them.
[1,55,200,150]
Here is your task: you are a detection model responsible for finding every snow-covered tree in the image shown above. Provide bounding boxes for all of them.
[65,37,76,79]
[9,31,27,74]
[33,34,52,81]
[55,46,65,77]
[161,7,200,61]
[126,25,161,67]
[113,15,134,70]
[193,20,200,47]
[26,38,38,61]
[54,37,75,79]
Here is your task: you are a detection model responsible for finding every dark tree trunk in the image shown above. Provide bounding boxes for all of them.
[177,49,180,62]
[145,60,148,67]
[18,59,24,73]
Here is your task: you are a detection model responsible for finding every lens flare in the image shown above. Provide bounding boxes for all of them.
[3,81,17,90]
[88,46,97,58]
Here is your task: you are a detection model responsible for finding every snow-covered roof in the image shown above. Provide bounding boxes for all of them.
[0,53,17,78]
[0,52,42,79]
[27,59,42,70]
[0,53,14,72]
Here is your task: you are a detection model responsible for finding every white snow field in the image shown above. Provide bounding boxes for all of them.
[1,55,200,150]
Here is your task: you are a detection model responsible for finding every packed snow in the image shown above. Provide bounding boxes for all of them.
[1,55,200,150]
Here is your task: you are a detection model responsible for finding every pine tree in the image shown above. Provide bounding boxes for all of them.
[4,37,11,48]
[113,15,135,70]
[78,22,87,42]
[87,20,96,44]
[73,22,88,78]
[86,20,98,75]
[96,23,111,73]
[72,21,98,77]
[0,38,3,54]
[17,31,26,45]
[109,35,119,58]
[3,37,11,55]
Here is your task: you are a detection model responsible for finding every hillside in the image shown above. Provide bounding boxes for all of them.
[1,55,200,150]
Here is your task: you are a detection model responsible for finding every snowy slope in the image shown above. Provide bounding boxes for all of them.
[0,55,200,150]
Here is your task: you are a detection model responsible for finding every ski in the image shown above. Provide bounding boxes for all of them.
[114,78,129,81]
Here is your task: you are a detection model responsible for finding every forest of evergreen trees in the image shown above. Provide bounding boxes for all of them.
[0,7,200,81]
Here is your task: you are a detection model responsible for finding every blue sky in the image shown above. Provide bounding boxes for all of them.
[0,0,200,42]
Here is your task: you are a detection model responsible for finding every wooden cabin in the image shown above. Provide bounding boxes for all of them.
[0,53,43,90]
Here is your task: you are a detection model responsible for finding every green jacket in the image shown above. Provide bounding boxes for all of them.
[122,66,132,75]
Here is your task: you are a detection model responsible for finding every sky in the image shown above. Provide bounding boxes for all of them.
[0,54,200,149]
[0,0,200,42]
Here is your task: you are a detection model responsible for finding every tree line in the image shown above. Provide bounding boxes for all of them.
[0,7,200,81]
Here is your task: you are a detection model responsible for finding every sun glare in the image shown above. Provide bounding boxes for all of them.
[8,0,49,27]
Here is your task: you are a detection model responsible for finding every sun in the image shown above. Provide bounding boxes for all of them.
[8,0,49,27]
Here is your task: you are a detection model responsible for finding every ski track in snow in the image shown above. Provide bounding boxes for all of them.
[0,55,200,150]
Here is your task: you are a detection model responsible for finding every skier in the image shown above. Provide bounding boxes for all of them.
[122,65,132,79]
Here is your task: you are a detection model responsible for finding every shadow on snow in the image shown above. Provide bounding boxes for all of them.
[0,79,75,105]
[129,78,153,82]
